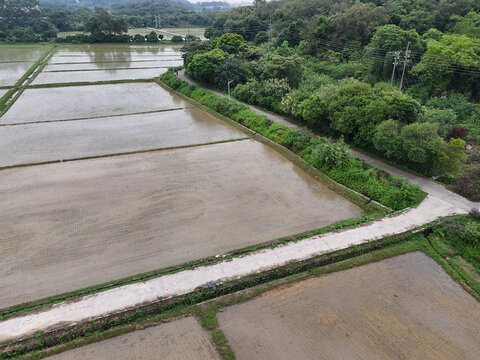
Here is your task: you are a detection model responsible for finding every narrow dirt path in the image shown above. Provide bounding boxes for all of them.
[177,69,477,212]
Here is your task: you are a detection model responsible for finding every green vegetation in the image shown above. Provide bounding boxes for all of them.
[162,70,425,210]
[180,0,480,200]
[0,0,217,43]
[432,215,480,273]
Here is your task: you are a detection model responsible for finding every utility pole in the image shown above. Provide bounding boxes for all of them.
[390,51,401,86]
[399,42,411,92]
[228,80,234,101]
[267,20,272,52]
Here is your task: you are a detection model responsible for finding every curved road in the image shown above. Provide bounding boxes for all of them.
[178,69,477,212]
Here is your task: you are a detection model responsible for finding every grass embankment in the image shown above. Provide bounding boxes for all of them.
[161,70,425,211]
[4,215,479,359]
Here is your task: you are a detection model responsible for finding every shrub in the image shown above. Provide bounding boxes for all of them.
[265,123,290,145]
[446,127,469,141]
[171,35,183,42]
[309,139,352,170]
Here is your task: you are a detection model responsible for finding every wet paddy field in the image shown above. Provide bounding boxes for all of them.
[0,140,364,307]
[0,45,47,86]
[218,252,480,360]
[0,62,35,86]
[1,82,186,124]
[1,44,365,308]
[0,108,246,167]
[47,317,220,360]
[31,44,182,85]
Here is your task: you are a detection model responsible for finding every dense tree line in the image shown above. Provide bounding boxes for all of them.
[0,0,219,42]
[184,0,480,200]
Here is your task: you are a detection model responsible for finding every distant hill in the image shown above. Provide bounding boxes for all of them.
[39,0,231,11]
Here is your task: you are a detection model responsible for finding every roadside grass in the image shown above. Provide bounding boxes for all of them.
[6,220,478,359]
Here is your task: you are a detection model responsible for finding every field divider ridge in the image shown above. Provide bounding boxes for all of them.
[0,107,196,127]
[0,137,250,171]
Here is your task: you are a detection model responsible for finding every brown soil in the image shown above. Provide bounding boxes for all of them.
[218,252,480,360]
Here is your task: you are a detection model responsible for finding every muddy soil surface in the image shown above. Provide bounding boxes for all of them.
[218,252,480,360]
[0,83,186,124]
[46,317,220,360]
[0,140,364,308]
[0,108,246,167]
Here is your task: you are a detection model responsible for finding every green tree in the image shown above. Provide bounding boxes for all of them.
[85,8,127,35]
[212,33,249,53]
[328,3,389,45]
[187,48,228,82]
[435,138,467,175]
[171,35,183,42]
[261,54,304,87]
[373,120,404,161]
[213,55,251,89]
[411,34,480,99]
[400,122,444,172]
[146,31,159,42]
[364,24,422,81]
[132,34,145,42]
[449,11,480,38]
[0,0,40,29]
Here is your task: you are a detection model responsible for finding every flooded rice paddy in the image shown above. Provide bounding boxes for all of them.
[1,82,186,123]
[43,60,182,71]
[0,62,35,86]
[32,67,170,84]
[0,140,364,307]
[0,44,366,308]
[218,252,480,360]
[32,44,183,85]
[0,45,47,62]
[0,108,246,167]
[47,317,220,360]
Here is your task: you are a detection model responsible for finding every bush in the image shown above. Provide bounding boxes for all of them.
[265,123,290,145]
[171,35,183,42]
[446,127,469,141]
[308,139,351,170]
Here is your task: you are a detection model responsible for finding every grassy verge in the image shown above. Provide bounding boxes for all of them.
[0,211,384,322]
[162,70,426,211]
[6,219,478,359]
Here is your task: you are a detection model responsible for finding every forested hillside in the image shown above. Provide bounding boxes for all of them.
[182,0,480,200]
